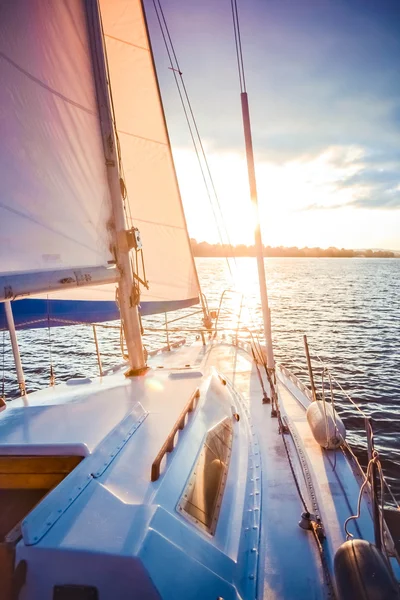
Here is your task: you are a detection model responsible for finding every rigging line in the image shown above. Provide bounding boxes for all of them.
[230,0,244,93]
[231,0,247,93]
[152,0,231,255]
[1,330,5,399]
[314,355,399,509]
[151,2,221,238]
[155,1,237,255]
[280,425,309,513]
[46,296,55,386]
[153,0,237,276]
[344,455,377,540]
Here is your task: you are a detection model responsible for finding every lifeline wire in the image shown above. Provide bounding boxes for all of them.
[231,0,246,93]
[47,296,55,386]
[314,354,399,509]
[1,331,5,399]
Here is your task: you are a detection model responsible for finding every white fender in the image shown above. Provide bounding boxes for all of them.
[306,401,346,449]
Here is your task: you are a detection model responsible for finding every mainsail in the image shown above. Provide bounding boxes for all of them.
[0,0,200,330]
[0,0,115,281]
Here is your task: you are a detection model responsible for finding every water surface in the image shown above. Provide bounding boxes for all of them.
[2,257,399,501]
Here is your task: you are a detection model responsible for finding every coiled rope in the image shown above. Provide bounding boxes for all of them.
[344,449,387,560]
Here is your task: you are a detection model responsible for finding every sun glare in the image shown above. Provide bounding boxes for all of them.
[172,145,400,251]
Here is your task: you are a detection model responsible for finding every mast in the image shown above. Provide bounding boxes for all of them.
[4,301,26,396]
[232,2,274,368]
[241,94,274,368]
[86,1,146,374]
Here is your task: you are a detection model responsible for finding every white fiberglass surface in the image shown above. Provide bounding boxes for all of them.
[9,346,252,598]
[4,342,375,599]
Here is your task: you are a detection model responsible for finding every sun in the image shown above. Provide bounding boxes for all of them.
[173,144,400,250]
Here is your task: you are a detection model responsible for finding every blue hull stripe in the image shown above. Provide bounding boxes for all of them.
[0,297,199,330]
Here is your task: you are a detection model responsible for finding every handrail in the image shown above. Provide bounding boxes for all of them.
[163,309,204,326]
[92,325,103,376]
[164,313,170,351]
[151,388,200,482]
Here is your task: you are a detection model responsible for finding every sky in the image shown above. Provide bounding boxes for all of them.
[144,0,400,250]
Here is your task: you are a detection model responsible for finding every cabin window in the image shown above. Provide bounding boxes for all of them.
[178,418,233,535]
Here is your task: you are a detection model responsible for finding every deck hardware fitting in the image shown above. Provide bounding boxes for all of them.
[299,511,317,530]
[303,335,317,402]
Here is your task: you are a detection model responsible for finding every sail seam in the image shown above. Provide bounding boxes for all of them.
[117,129,167,146]
[0,51,97,116]
[104,34,149,52]
[133,217,185,231]
[0,203,105,255]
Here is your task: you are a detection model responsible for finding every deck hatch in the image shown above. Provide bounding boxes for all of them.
[0,455,83,598]
[178,417,233,535]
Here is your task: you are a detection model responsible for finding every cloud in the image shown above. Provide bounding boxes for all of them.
[339,169,400,189]
[303,161,400,211]
[146,0,400,214]
[350,191,400,209]
[289,142,400,211]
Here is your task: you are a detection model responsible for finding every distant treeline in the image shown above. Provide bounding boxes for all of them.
[191,240,398,258]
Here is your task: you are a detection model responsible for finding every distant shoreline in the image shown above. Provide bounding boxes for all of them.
[194,254,399,258]
[191,240,399,259]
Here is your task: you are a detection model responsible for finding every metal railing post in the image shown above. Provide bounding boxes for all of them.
[165,313,171,351]
[303,335,317,402]
[92,325,103,377]
[4,300,26,396]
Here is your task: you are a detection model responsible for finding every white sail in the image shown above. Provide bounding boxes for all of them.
[0,0,199,323]
[0,0,114,279]
[99,0,200,309]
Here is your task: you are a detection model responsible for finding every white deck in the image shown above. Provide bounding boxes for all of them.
[0,340,386,599]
